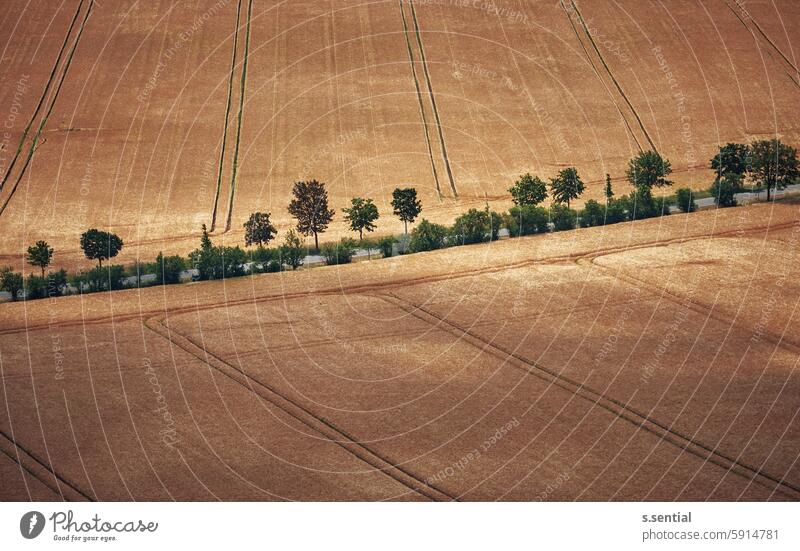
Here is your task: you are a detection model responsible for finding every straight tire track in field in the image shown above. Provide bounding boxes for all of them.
[399,0,443,200]
[210,0,244,232]
[0,0,94,218]
[562,0,657,152]
[407,0,457,198]
[0,430,92,501]
[0,0,86,193]
[143,315,457,502]
[223,0,254,233]
[378,293,800,500]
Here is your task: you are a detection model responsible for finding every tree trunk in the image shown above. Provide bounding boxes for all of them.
[404,220,408,234]
[41,267,45,278]
[98,258,103,268]
[313,232,319,250]
[359,229,363,240]
[767,184,771,201]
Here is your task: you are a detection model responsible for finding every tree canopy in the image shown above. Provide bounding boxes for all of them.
[287,180,335,249]
[80,229,123,267]
[626,150,672,193]
[748,139,799,200]
[342,197,379,240]
[391,187,422,234]
[26,240,53,277]
[243,211,277,247]
[549,167,585,208]
[508,173,547,206]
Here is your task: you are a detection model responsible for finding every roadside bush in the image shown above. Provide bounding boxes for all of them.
[190,245,247,280]
[265,260,283,273]
[710,175,739,207]
[155,253,185,285]
[550,204,577,231]
[25,275,48,299]
[377,236,397,258]
[279,230,304,271]
[409,219,448,253]
[503,205,549,237]
[250,246,278,272]
[0,268,24,301]
[108,265,126,290]
[675,188,697,213]
[580,199,606,227]
[321,238,358,265]
[606,196,630,224]
[451,208,491,245]
[49,269,68,296]
[488,210,503,241]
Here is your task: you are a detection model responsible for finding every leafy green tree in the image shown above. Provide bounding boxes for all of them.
[25,275,48,299]
[321,238,359,265]
[675,187,697,213]
[342,197,379,240]
[107,265,126,290]
[550,204,577,231]
[508,173,547,206]
[748,139,799,200]
[287,179,335,249]
[604,173,614,200]
[409,219,448,252]
[549,167,585,208]
[391,187,422,234]
[243,212,277,247]
[626,150,672,194]
[580,200,606,227]
[26,240,53,277]
[605,196,629,224]
[377,236,397,258]
[503,206,549,236]
[200,224,213,250]
[711,143,750,179]
[155,252,185,285]
[279,230,304,270]
[1,268,23,300]
[710,173,741,207]
[451,208,491,245]
[80,229,123,267]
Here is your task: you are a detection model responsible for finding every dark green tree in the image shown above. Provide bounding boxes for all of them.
[550,204,578,231]
[201,224,213,250]
[508,173,547,207]
[279,230,304,270]
[342,197,379,240]
[391,187,422,234]
[408,219,448,252]
[580,200,606,227]
[604,173,614,200]
[748,139,799,201]
[549,167,585,208]
[710,173,741,208]
[26,240,53,277]
[243,212,277,247]
[451,208,491,245]
[80,229,123,267]
[711,143,750,179]
[626,150,673,194]
[155,252,186,285]
[0,267,24,301]
[675,187,697,213]
[287,179,335,249]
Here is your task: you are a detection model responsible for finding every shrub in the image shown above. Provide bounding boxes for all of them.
[508,173,547,206]
[108,265,126,290]
[189,246,247,280]
[0,268,24,301]
[249,246,278,273]
[503,206,549,237]
[488,210,503,241]
[155,253,185,285]
[451,208,491,245]
[409,219,448,252]
[710,174,739,207]
[675,187,697,213]
[279,230,305,270]
[580,199,606,227]
[550,204,577,231]
[628,189,670,220]
[48,269,68,296]
[377,236,397,258]
[607,195,631,223]
[265,260,283,273]
[25,275,48,300]
[321,238,358,265]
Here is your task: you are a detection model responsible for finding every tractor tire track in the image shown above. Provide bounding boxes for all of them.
[0,0,86,193]
[0,430,92,501]
[407,0,457,197]
[223,0,254,233]
[564,0,658,152]
[0,0,94,218]
[143,315,456,502]
[399,0,442,200]
[210,0,244,232]
[378,293,800,500]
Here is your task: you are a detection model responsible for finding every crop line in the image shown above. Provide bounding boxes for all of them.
[0,0,86,192]
[398,0,442,200]
[210,0,244,232]
[0,0,94,218]
[143,315,457,501]
[0,430,93,501]
[223,0,254,233]
[380,293,800,500]
[566,0,657,152]
[408,0,457,197]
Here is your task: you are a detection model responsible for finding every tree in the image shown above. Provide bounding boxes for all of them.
[503,206,549,237]
[377,236,397,258]
[155,252,185,285]
[710,173,741,208]
[279,230,304,270]
[626,150,672,194]
[200,224,213,250]
[451,208,491,245]
[80,229,123,267]
[675,187,697,213]
[409,219,448,252]
[287,179,335,249]
[342,197,379,240]
[604,173,614,200]
[550,204,577,231]
[580,200,606,227]
[243,212,277,247]
[549,167,585,208]
[749,139,799,201]
[711,143,750,179]
[26,240,53,277]
[508,173,547,207]
[0,267,24,301]
[321,238,359,265]
[391,187,422,234]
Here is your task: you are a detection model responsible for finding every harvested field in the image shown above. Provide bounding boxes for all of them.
[1,1,799,270]
[1,203,799,501]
